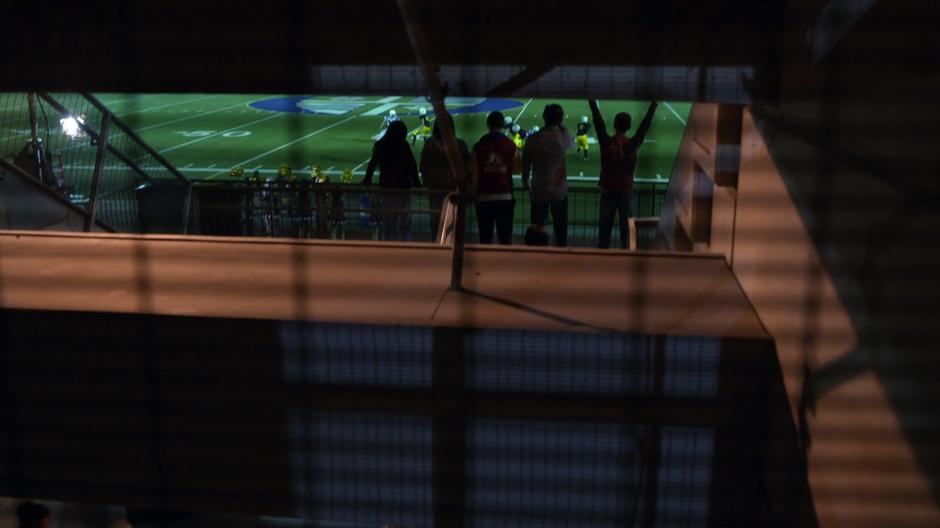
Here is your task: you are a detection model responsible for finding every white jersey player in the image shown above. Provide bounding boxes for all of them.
[377,109,399,139]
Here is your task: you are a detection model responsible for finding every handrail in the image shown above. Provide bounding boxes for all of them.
[437,192,458,245]
[81,92,191,185]
[0,157,117,232]
[36,92,157,185]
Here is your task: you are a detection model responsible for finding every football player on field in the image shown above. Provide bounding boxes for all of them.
[575,115,592,160]
[411,107,433,145]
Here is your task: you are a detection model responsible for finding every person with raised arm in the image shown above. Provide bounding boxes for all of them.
[588,99,657,249]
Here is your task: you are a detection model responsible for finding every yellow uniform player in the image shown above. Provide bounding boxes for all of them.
[411,107,433,145]
[512,124,524,150]
[575,116,592,160]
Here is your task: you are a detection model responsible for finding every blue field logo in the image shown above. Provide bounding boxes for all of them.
[249,96,522,116]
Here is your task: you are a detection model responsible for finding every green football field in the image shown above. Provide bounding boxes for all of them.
[93,93,690,186]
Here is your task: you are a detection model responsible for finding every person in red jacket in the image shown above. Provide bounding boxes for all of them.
[588,99,657,249]
[363,120,422,241]
[470,111,522,244]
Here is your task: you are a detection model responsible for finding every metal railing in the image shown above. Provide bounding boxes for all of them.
[0,92,191,233]
[1,90,664,253]
[189,181,451,242]
[463,185,665,248]
[185,181,663,249]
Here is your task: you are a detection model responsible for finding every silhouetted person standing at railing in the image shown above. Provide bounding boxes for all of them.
[17,501,50,528]
[523,103,573,247]
[470,111,521,244]
[421,114,469,237]
[589,99,657,249]
[364,120,421,241]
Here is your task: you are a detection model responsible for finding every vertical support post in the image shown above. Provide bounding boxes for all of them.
[638,335,665,527]
[84,112,111,232]
[450,194,466,291]
[26,93,41,148]
[191,186,203,235]
[26,93,46,184]
[397,0,468,291]
[715,105,743,188]
[716,104,743,265]
[432,327,467,528]
[181,183,194,235]
[268,187,277,237]
[315,187,329,239]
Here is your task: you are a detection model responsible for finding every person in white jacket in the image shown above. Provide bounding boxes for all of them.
[521,103,574,247]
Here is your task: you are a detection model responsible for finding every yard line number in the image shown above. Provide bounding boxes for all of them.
[175,130,252,138]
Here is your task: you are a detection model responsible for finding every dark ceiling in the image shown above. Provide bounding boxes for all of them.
[1,0,787,97]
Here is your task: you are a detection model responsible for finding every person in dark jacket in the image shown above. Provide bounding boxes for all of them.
[364,120,422,241]
[420,114,469,238]
[588,99,657,249]
[470,111,521,244]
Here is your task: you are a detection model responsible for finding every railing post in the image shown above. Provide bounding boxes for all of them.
[26,93,41,151]
[397,0,469,291]
[268,186,277,237]
[315,186,329,239]
[191,186,202,235]
[450,193,467,291]
[25,93,51,186]
[181,183,194,235]
[84,112,111,232]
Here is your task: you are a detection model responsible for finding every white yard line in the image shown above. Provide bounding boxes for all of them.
[118,94,224,117]
[0,95,27,114]
[352,157,372,172]
[514,98,533,123]
[662,102,687,126]
[158,113,283,154]
[0,131,27,144]
[135,101,249,132]
[363,102,400,116]
[207,115,360,179]
[95,94,155,108]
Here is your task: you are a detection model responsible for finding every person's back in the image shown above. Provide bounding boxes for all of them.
[589,99,657,249]
[421,117,469,236]
[522,103,573,246]
[523,124,572,203]
[363,120,421,240]
[591,100,657,195]
[421,134,468,191]
[470,111,520,244]
[472,131,517,197]
[365,121,420,189]
[599,134,640,194]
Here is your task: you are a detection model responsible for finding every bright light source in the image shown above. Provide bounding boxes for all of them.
[60,115,84,139]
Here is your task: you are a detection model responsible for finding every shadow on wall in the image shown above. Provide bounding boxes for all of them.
[749,98,940,522]
[657,95,940,526]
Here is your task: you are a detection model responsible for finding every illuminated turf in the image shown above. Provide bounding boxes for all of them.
[93,93,690,186]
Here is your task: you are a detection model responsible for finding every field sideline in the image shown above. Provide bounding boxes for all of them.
[94,93,691,186]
